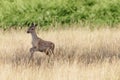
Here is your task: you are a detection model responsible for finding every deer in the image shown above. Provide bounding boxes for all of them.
[27,23,55,60]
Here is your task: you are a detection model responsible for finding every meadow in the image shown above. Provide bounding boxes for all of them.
[1,26,120,80]
[0,0,120,79]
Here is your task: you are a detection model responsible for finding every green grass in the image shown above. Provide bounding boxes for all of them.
[0,0,120,29]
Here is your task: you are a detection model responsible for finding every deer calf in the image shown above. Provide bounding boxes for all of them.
[27,23,55,59]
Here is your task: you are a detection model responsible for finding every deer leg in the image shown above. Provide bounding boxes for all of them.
[46,49,55,64]
[51,44,55,56]
[51,49,54,56]
[45,51,49,55]
[46,49,55,57]
[48,48,54,57]
[29,47,37,61]
[45,48,51,57]
[44,48,52,63]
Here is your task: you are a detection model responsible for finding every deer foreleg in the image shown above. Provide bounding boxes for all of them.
[29,47,37,60]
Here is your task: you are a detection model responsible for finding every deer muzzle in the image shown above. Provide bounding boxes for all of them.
[27,31,30,33]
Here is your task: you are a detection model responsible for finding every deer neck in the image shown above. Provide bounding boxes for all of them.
[31,31,38,41]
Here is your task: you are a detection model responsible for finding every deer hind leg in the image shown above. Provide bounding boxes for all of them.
[49,46,55,57]
[45,48,50,56]
[51,49,54,56]
[51,44,55,56]
[46,48,55,64]
[45,48,52,63]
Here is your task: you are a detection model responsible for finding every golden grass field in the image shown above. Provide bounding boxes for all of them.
[1,27,120,80]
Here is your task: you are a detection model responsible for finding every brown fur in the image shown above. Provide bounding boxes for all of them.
[27,23,55,59]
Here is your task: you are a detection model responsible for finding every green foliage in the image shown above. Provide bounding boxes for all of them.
[0,0,120,29]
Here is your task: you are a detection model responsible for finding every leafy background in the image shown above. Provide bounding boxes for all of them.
[0,0,120,29]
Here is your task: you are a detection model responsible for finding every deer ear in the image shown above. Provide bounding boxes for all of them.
[28,23,30,26]
[35,23,38,27]
[31,22,34,26]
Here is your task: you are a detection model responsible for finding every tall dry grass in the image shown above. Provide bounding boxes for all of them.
[0,27,120,80]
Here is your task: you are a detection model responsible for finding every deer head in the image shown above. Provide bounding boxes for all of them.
[27,23,38,33]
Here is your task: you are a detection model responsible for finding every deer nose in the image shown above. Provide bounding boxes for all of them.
[27,31,30,33]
